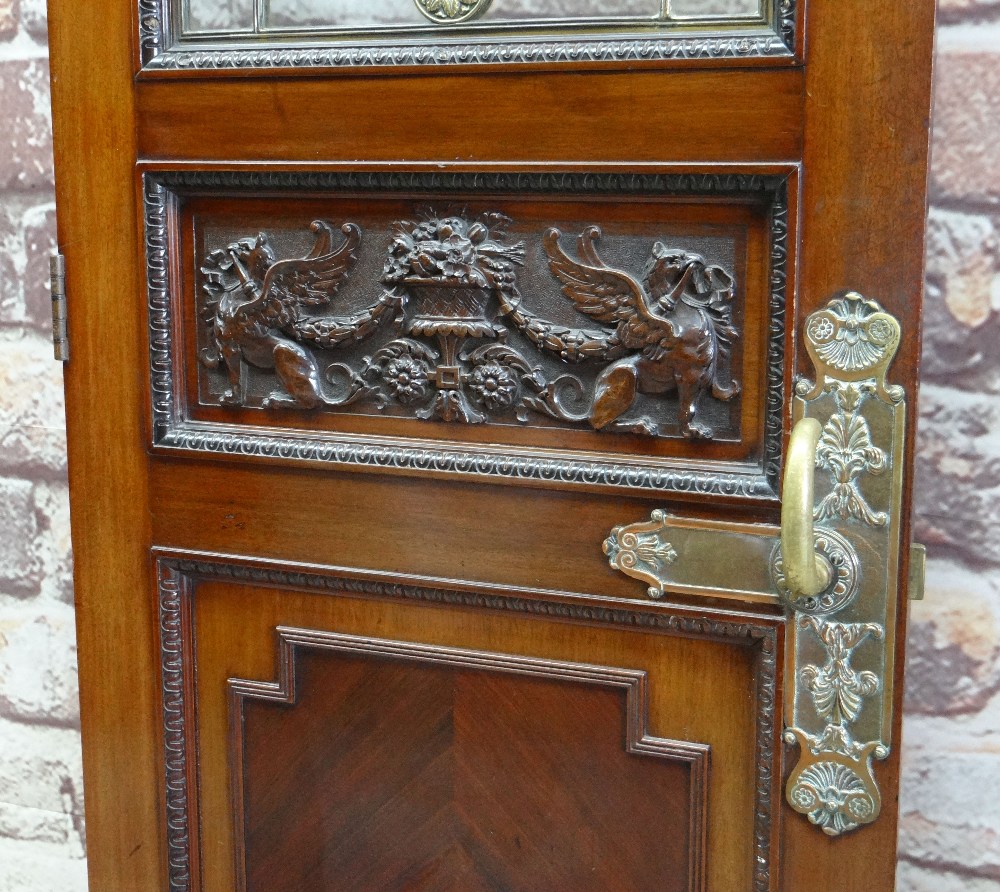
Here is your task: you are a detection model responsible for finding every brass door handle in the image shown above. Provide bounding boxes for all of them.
[780,417,833,598]
[605,292,908,838]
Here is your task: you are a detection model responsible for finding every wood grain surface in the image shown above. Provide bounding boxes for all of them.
[48,1,936,889]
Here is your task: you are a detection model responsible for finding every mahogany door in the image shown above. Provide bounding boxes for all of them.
[48,2,935,890]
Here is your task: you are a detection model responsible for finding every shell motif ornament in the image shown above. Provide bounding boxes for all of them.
[797,291,903,404]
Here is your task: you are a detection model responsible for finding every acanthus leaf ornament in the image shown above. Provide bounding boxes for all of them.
[814,385,888,527]
[797,617,883,726]
[604,510,680,600]
[781,291,906,837]
[414,0,493,24]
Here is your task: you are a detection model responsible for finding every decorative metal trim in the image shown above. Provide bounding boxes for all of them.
[156,551,779,892]
[414,0,494,24]
[604,510,783,605]
[603,291,906,838]
[138,1,798,72]
[229,627,710,891]
[143,169,790,501]
[137,0,164,63]
[782,292,905,837]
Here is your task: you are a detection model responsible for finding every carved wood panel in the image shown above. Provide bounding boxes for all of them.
[146,169,793,500]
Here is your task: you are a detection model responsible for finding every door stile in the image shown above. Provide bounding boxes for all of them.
[47,1,165,888]
[783,4,936,890]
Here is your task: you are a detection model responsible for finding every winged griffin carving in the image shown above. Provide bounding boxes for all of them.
[503,227,740,438]
[199,220,394,409]
[197,214,741,440]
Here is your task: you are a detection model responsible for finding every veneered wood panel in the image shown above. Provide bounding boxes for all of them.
[238,646,698,891]
[135,69,804,164]
[186,575,766,891]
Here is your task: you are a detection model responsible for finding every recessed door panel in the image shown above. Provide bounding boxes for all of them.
[159,559,778,891]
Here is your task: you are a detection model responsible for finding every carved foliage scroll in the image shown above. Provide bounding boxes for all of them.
[146,170,790,499]
[197,212,740,441]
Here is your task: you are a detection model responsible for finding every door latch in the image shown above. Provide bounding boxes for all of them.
[909,543,927,601]
[605,292,907,837]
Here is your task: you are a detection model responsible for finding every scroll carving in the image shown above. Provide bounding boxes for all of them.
[147,170,789,498]
[197,212,740,440]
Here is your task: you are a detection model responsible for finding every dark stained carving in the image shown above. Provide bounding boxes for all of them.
[198,220,392,409]
[505,226,739,438]
[198,212,740,440]
[146,169,789,500]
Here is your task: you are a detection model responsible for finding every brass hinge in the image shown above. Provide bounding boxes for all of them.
[909,543,927,601]
[50,253,68,362]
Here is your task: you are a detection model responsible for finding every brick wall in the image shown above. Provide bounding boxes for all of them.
[0,0,86,889]
[898,5,1000,890]
[0,5,994,891]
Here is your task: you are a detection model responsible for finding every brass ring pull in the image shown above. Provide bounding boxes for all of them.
[781,417,834,597]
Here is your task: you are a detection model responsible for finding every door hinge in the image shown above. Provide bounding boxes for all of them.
[50,253,68,362]
[909,543,927,601]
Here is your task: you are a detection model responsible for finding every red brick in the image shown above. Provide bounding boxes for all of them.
[0,0,17,41]
[906,560,1000,715]
[0,59,53,193]
[939,0,1000,17]
[914,385,1000,566]
[0,477,39,596]
[0,203,21,325]
[22,204,56,330]
[0,333,67,478]
[20,0,46,41]
[932,48,1000,204]
[920,208,1000,388]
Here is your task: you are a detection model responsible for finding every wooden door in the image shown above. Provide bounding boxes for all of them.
[47,2,935,890]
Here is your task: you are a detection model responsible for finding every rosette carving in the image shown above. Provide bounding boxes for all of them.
[197,211,741,440]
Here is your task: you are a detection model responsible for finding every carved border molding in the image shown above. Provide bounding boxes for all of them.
[229,628,711,892]
[155,553,779,892]
[159,565,192,892]
[144,169,790,500]
[137,1,798,73]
